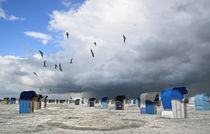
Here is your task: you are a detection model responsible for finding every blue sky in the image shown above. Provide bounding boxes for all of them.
[0,0,85,57]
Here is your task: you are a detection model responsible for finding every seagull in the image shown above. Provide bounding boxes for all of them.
[33,72,37,77]
[59,64,63,72]
[44,60,47,67]
[90,49,95,58]
[123,35,126,43]
[66,32,69,39]
[94,42,97,46]
[70,58,73,64]
[55,64,57,69]
[39,50,43,58]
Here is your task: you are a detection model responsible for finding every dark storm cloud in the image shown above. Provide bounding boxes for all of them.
[44,0,210,98]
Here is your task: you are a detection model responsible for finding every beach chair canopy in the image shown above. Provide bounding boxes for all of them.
[40,96,48,101]
[11,98,16,100]
[101,97,108,102]
[43,96,48,99]
[75,99,80,101]
[161,87,188,109]
[32,97,39,101]
[140,92,159,102]
[32,94,43,101]
[44,96,48,99]
[89,98,96,101]
[115,95,126,101]
[20,91,37,101]
[3,97,9,100]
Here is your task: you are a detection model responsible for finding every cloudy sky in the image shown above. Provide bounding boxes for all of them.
[0,0,210,99]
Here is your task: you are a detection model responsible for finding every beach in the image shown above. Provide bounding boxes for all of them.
[0,103,210,134]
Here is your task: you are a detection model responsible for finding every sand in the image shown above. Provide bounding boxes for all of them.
[0,103,210,134]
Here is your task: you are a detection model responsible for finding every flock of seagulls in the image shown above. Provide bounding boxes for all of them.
[33,32,127,92]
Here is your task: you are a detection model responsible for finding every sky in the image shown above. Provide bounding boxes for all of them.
[0,0,210,99]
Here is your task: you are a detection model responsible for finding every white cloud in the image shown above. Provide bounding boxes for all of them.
[62,1,71,7]
[42,40,48,45]
[7,15,24,21]
[0,3,6,19]
[0,0,24,21]
[24,31,52,45]
[0,55,60,96]
[61,0,83,9]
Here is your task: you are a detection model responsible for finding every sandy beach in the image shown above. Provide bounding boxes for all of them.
[0,103,210,134]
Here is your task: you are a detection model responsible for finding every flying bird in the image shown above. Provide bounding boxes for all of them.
[59,64,63,72]
[90,49,95,58]
[39,50,43,58]
[94,42,97,46]
[123,35,126,43]
[33,72,37,77]
[66,32,69,39]
[44,60,47,67]
[70,58,73,64]
[55,64,57,69]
